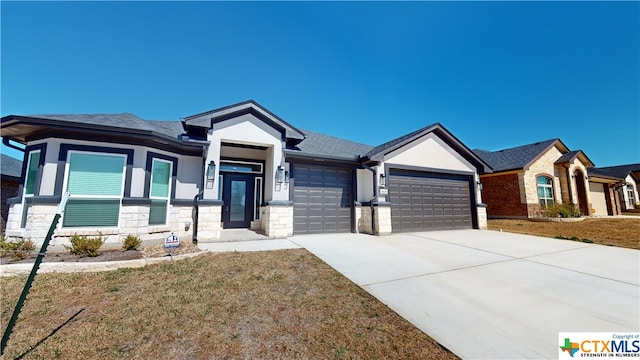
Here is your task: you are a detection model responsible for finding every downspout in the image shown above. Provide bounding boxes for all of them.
[359,157,377,235]
[2,138,25,153]
[193,145,208,245]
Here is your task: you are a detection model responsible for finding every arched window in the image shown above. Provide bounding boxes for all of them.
[537,176,554,207]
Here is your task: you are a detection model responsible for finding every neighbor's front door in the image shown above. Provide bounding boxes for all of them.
[222,174,254,228]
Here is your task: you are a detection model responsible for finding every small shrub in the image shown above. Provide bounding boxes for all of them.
[0,236,36,260]
[542,203,581,218]
[66,233,104,257]
[122,234,142,251]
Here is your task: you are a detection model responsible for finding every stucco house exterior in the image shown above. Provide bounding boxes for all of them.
[473,139,623,219]
[1,154,22,233]
[0,100,491,247]
[588,164,640,212]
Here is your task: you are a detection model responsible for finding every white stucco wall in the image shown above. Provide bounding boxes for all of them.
[356,168,374,203]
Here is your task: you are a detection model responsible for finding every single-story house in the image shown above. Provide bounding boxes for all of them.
[1,153,22,233]
[0,100,492,246]
[588,164,640,212]
[473,139,623,219]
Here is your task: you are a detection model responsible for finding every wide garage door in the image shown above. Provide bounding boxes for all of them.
[389,169,473,232]
[293,164,352,234]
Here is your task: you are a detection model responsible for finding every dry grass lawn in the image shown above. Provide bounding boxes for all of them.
[1,250,457,359]
[488,218,640,250]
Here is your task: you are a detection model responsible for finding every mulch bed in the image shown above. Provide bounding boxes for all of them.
[0,241,201,265]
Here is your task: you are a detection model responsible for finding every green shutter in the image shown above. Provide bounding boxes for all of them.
[62,198,120,227]
[67,153,124,196]
[149,199,167,225]
[151,160,171,198]
[24,152,40,195]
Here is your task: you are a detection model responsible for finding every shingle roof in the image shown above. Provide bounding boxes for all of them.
[286,129,374,161]
[473,139,561,172]
[364,124,436,159]
[1,154,23,179]
[30,113,153,131]
[588,164,640,180]
[554,149,595,167]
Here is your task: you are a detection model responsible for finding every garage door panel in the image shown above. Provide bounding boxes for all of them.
[293,164,352,234]
[390,169,473,232]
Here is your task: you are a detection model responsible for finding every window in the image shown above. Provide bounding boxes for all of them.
[149,159,172,225]
[21,150,41,228]
[62,152,125,227]
[537,176,554,207]
[254,177,263,221]
[628,185,636,207]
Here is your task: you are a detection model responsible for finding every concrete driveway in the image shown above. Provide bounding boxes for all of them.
[292,230,640,359]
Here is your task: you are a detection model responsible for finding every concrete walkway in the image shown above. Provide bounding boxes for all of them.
[292,230,640,359]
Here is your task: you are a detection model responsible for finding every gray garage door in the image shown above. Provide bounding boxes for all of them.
[293,164,352,234]
[389,169,473,232]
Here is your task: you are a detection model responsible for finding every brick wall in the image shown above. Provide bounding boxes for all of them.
[1,179,20,233]
[481,173,528,217]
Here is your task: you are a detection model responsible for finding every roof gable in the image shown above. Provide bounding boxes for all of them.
[473,139,570,172]
[554,150,595,168]
[182,100,305,145]
[365,123,492,173]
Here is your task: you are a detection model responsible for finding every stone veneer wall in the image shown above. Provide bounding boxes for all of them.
[261,204,293,238]
[197,204,222,241]
[477,205,488,229]
[373,203,392,235]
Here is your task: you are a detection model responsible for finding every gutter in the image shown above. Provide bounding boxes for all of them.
[358,156,377,235]
[2,138,25,153]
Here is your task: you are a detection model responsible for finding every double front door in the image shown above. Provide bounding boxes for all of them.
[221,174,255,228]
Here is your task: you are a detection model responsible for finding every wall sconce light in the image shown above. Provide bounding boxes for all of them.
[276,166,285,184]
[477,181,483,191]
[284,171,290,184]
[206,161,216,181]
[185,221,191,231]
[379,173,386,188]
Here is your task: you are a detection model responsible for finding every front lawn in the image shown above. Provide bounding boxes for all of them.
[488,218,640,250]
[1,250,457,359]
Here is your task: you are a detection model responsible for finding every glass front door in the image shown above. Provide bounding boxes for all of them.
[222,174,254,228]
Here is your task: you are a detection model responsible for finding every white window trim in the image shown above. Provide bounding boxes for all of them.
[537,176,554,207]
[254,177,263,221]
[219,160,263,174]
[149,158,173,226]
[60,150,127,229]
[20,150,41,228]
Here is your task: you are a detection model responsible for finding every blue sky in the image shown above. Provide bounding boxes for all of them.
[1,1,638,167]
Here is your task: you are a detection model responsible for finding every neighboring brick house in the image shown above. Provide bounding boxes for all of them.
[588,164,640,212]
[1,153,22,233]
[473,139,623,219]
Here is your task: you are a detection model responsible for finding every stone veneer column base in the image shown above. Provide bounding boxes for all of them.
[477,204,488,230]
[197,204,222,241]
[261,202,293,238]
[373,202,392,235]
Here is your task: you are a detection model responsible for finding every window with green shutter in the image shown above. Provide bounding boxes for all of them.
[62,152,125,227]
[149,159,171,225]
